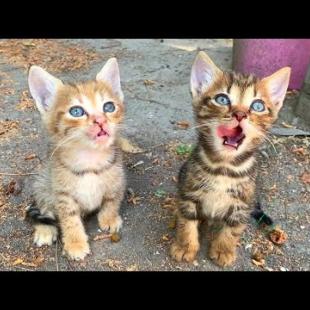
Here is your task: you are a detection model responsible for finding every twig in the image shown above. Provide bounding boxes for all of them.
[64,253,75,271]
[284,201,288,226]
[142,143,167,152]
[13,266,33,271]
[0,172,38,176]
[127,94,162,105]
[55,239,59,271]
[131,160,144,168]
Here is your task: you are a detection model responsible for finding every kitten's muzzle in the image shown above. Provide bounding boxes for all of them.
[232,111,247,122]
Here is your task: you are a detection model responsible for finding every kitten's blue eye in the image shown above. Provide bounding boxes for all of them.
[251,100,265,112]
[215,94,231,105]
[103,101,115,113]
[69,106,85,117]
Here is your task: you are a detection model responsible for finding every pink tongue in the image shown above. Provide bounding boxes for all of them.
[218,125,242,138]
[217,125,244,147]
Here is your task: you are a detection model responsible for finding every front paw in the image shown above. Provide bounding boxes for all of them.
[63,238,90,261]
[170,242,198,263]
[33,225,58,247]
[209,246,236,267]
[98,215,122,234]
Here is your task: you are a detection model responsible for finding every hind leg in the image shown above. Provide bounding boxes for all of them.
[33,224,58,247]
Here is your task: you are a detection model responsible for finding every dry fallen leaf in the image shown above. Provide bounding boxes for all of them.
[161,197,177,211]
[25,153,36,160]
[127,189,141,205]
[152,158,160,165]
[0,39,102,73]
[281,122,295,128]
[128,196,141,205]
[5,179,23,196]
[111,232,121,243]
[264,266,274,271]
[5,180,17,195]
[0,120,19,140]
[279,266,289,272]
[286,175,294,182]
[269,227,288,245]
[168,217,176,229]
[269,184,277,191]
[93,233,112,241]
[22,41,36,47]
[172,176,178,183]
[251,232,274,263]
[292,147,306,156]
[176,120,190,130]
[251,258,265,267]
[12,258,24,266]
[161,234,170,241]
[144,79,156,86]
[300,172,310,185]
[193,260,199,266]
[105,259,122,270]
[21,256,45,267]
[126,264,139,271]
[118,137,144,153]
[16,90,35,111]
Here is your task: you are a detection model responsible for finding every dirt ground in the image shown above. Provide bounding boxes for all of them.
[0,39,309,271]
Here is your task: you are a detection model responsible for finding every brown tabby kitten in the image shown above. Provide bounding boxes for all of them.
[26,58,126,260]
[170,51,290,267]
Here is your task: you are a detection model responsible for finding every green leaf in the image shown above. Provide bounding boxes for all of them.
[175,144,194,155]
[154,189,166,198]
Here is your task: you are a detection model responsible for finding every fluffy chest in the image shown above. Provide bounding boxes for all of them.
[72,174,106,211]
[200,175,254,218]
[69,165,124,212]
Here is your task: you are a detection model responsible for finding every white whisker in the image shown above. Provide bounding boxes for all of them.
[257,131,278,154]
[49,132,80,160]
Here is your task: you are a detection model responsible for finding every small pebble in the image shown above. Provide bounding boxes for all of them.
[245,244,252,250]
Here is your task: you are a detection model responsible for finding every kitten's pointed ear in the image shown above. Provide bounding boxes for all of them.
[260,67,291,112]
[96,58,124,101]
[28,66,63,114]
[190,51,223,98]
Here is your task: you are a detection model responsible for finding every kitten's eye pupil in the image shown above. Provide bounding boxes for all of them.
[103,101,115,113]
[215,94,230,105]
[69,106,85,117]
[251,100,265,112]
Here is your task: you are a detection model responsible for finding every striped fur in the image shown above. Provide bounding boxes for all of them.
[171,51,290,267]
[27,59,126,261]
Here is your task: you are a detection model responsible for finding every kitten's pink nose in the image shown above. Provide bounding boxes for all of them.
[92,116,107,127]
[233,111,247,122]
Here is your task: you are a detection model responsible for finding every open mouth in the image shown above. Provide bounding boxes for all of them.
[217,125,245,150]
[97,129,109,137]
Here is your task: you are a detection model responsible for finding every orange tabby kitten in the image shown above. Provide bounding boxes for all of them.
[26,58,126,260]
[171,51,290,267]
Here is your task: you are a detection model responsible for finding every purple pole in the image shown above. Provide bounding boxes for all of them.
[233,39,310,90]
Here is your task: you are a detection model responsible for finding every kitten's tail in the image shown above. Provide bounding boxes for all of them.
[25,202,57,226]
[250,202,274,226]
